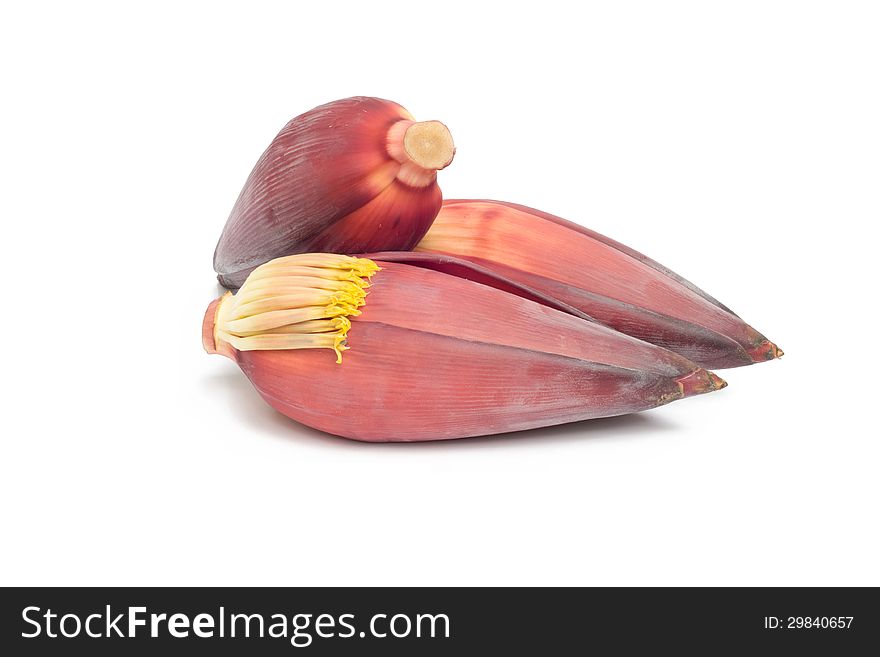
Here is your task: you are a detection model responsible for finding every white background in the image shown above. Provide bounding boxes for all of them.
[2,1,878,586]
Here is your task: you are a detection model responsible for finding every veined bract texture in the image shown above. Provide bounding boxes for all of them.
[214,97,455,288]
[203,253,725,442]
[416,200,782,369]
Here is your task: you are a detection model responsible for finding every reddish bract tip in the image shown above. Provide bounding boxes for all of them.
[676,369,726,398]
[708,371,728,390]
[747,340,783,362]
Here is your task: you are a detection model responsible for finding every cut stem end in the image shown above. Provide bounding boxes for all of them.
[403,120,455,171]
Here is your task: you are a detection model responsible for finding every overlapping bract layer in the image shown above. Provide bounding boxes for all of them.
[204,254,725,442]
[213,97,454,288]
[416,200,781,369]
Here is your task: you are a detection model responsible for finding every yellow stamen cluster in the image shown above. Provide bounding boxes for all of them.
[214,254,380,363]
